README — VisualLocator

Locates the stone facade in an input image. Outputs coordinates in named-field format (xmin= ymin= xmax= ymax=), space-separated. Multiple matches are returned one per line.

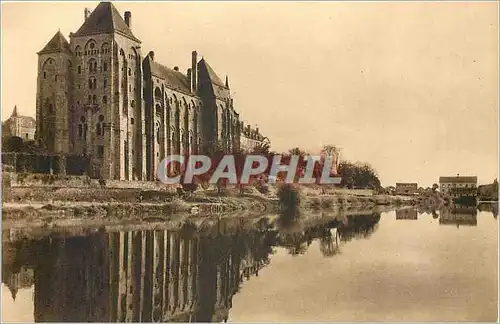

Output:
xmin=36 ymin=2 xmax=254 ymax=180
xmin=2 ymin=106 xmax=36 ymax=140
xmin=395 ymin=182 xmax=418 ymax=195
xmin=439 ymin=175 xmax=477 ymax=197
xmin=239 ymin=122 xmax=269 ymax=152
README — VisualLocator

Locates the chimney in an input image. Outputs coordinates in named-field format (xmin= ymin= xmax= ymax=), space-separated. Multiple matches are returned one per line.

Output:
xmin=256 ymin=126 xmax=259 ymax=134
xmin=187 ymin=68 xmax=192 ymax=92
xmin=148 ymin=51 xmax=155 ymax=61
xmin=124 ymin=11 xmax=132 ymax=28
xmin=84 ymin=8 xmax=91 ymax=21
xmin=191 ymin=51 xmax=198 ymax=92
xmin=173 ymin=66 xmax=179 ymax=71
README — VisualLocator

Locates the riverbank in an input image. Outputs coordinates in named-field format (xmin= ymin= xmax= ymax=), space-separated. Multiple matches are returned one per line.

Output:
xmin=2 ymin=183 xmax=425 ymax=229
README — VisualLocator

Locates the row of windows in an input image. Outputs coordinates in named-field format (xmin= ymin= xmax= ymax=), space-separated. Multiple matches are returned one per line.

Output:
xmin=85 ymin=95 xmax=107 ymax=105
xmin=75 ymin=42 xmax=110 ymax=57
xmin=441 ymin=183 xmax=476 ymax=188
xmin=77 ymin=61 xmax=107 ymax=74
xmin=78 ymin=115 xmax=105 ymax=138
xmin=75 ymin=48 xmax=110 ymax=56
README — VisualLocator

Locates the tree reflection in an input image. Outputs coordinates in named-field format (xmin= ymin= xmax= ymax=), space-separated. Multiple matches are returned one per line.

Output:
xmin=2 ymin=210 xmax=385 ymax=322
xmin=337 ymin=213 xmax=381 ymax=242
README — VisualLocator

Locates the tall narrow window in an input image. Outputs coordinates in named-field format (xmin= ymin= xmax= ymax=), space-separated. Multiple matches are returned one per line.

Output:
xmin=78 ymin=66 xmax=81 ymax=74
xmin=88 ymin=95 xmax=92 ymax=104
xmin=97 ymin=145 xmax=104 ymax=158
xmin=43 ymin=72 xmax=46 ymax=79
xmin=102 ymin=95 xmax=107 ymax=104
xmin=103 ymin=62 xmax=107 ymax=72
xmin=92 ymin=95 xmax=97 ymax=104
xmin=104 ymin=79 xmax=107 ymax=88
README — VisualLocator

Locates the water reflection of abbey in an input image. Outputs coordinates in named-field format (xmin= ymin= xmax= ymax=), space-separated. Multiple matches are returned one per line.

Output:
xmin=4 ymin=224 xmax=273 ymax=322
xmin=2 ymin=212 xmax=382 ymax=322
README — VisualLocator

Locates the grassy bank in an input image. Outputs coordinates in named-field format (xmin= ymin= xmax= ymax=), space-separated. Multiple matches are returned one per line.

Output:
xmin=2 ymin=183 xmax=423 ymax=229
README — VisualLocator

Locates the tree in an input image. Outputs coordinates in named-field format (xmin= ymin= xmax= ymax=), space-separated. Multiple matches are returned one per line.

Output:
xmin=337 ymin=161 xmax=381 ymax=190
xmin=288 ymin=147 xmax=306 ymax=156
xmin=432 ymin=183 xmax=439 ymax=192
xmin=3 ymin=136 xmax=24 ymax=152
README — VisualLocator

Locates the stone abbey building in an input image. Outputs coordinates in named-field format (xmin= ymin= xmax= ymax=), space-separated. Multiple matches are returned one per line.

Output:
xmin=36 ymin=1 xmax=256 ymax=181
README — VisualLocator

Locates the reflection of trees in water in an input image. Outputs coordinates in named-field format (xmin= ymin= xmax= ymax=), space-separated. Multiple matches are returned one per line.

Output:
xmin=477 ymin=203 xmax=498 ymax=219
xmin=275 ymin=213 xmax=380 ymax=256
xmin=319 ymin=229 xmax=340 ymax=257
xmin=336 ymin=213 xmax=381 ymax=242
xmin=2 ymin=211 xmax=383 ymax=322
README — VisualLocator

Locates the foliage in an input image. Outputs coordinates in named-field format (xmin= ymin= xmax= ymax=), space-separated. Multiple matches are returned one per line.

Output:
xmin=277 ymin=183 xmax=301 ymax=211
xmin=3 ymin=136 xmax=24 ymax=152
xmin=337 ymin=161 xmax=381 ymax=189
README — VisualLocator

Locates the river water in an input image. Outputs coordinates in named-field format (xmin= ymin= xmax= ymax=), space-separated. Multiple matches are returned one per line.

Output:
xmin=2 ymin=206 xmax=498 ymax=322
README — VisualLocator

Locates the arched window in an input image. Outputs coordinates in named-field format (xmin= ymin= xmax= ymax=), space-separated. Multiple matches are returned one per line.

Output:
xmin=103 ymin=79 xmax=107 ymax=88
xmin=49 ymin=103 xmax=54 ymax=114
xmin=155 ymin=122 xmax=160 ymax=144
xmin=78 ymin=116 xmax=86 ymax=139
xmin=128 ymin=68 xmax=131 ymax=76
xmin=77 ymin=66 xmax=81 ymax=74
xmin=75 ymin=45 xmax=81 ymax=56
xmin=130 ymin=118 xmax=134 ymax=125
xmin=96 ymin=114 xmax=104 ymax=136
xmin=131 ymin=100 xmax=135 ymax=108
xmin=103 ymin=62 xmax=107 ymax=72
xmin=102 ymin=95 xmax=107 ymax=104
xmin=92 ymin=95 xmax=97 ymax=104
xmin=101 ymin=43 xmax=109 ymax=55
xmin=43 ymin=72 xmax=46 ymax=79
xmin=154 ymin=87 xmax=162 ymax=100
xmin=88 ymin=95 xmax=92 ymax=104
xmin=88 ymin=59 xmax=97 ymax=73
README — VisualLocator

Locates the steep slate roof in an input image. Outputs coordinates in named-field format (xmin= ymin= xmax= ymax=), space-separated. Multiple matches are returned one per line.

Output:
xmin=4 ymin=106 xmax=36 ymax=125
xmin=73 ymin=2 xmax=140 ymax=42
xmin=199 ymin=58 xmax=225 ymax=87
xmin=439 ymin=176 xmax=478 ymax=183
xmin=38 ymin=31 xmax=72 ymax=55
xmin=145 ymin=56 xmax=191 ymax=93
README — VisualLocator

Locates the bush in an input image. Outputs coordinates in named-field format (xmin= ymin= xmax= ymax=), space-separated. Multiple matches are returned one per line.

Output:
xmin=255 ymin=182 xmax=270 ymax=194
xmin=277 ymin=184 xmax=301 ymax=211
xmin=182 ymin=183 xmax=198 ymax=193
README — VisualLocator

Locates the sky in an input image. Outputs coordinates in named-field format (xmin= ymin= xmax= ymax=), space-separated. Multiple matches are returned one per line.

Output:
xmin=1 ymin=1 xmax=498 ymax=187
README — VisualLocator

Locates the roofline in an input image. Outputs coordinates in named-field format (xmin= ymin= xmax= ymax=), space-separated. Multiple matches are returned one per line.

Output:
xmin=71 ymin=30 xmax=141 ymax=44
xmin=37 ymin=48 xmax=73 ymax=55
